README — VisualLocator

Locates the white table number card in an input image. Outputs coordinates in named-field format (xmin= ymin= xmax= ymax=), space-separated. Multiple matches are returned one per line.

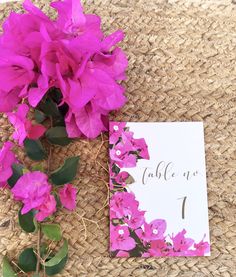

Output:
xmin=109 ymin=122 xmax=210 ymax=257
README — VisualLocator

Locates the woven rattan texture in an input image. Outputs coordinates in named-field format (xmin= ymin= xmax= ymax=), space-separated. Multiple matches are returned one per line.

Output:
xmin=0 ymin=0 xmax=236 ymax=276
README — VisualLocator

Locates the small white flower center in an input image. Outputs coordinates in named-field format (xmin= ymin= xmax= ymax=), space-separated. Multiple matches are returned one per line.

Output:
xmin=118 ymin=229 xmax=124 ymax=235
xmin=116 ymin=150 xmax=121 ymax=156
xmin=113 ymin=125 xmax=119 ymax=131
xmin=153 ymin=229 xmax=158 ymax=235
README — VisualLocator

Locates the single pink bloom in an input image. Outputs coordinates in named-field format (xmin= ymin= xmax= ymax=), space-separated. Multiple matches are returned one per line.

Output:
xmin=116 ymin=250 xmax=130 ymax=257
xmin=110 ymin=141 xmax=137 ymax=168
xmin=135 ymin=219 xmax=167 ymax=242
xmin=0 ymin=142 xmax=17 ymax=188
xmin=110 ymin=192 xmax=139 ymax=219
xmin=114 ymin=171 xmax=129 ymax=186
xmin=170 ymin=229 xmax=194 ymax=253
xmin=7 ymin=104 xmax=46 ymax=145
xmin=35 ymin=194 xmax=57 ymax=222
xmin=109 ymin=122 xmax=126 ymax=144
xmin=124 ymin=210 xmax=145 ymax=230
xmin=149 ymin=239 xmax=169 ymax=256
xmin=131 ymin=138 xmax=150 ymax=160
xmin=11 ymin=171 xmax=52 ymax=214
xmin=192 ymin=235 xmax=210 ymax=256
xmin=59 ymin=184 xmax=77 ymax=211
xmin=110 ymin=224 xmax=135 ymax=251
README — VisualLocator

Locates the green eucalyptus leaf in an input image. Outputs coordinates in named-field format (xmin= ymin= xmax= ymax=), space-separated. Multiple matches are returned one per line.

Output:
xmin=34 ymin=109 xmax=47 ymax=123
xmin=7 ymin=163 xmax=24 ymax=188
xmin=2 ymin=256 xmax=17 ymax=277
xmin=18 ymin=208 xmax=37 ymax=233
xmin=18 ymin=248 xmax=37 ymax=272
xmin=46 ymin=127 xmax=71 ymax=146
xmin=45 ymin=255 xmax=68 ymax=276
xmin=44 ymin=239 xmax=68 ymax=267
xmin=50 ymin=157 xmax=80 ymax=186
xmin=41 ymin=224 xmax=62 ymax=241
xmin=24 ymin=139 xmax=47 ymax=161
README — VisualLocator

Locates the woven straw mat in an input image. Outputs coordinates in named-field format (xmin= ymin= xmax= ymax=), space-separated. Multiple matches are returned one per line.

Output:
xmin=0 ymin=0 xmax=236 ymax=276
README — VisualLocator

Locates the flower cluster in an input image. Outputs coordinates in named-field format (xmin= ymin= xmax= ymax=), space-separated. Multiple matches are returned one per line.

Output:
xmin=110 ymin=191 xmax=210 ymax=257
xmin=0 ymin=140 xmax=78 ymax=222
xmin=0 ymin=0 xmax=128 ymax=139
xmin=109 ymin=122 xmax=149 ymax=168
xmin=109 ymin=123 xmax=210 ymax=257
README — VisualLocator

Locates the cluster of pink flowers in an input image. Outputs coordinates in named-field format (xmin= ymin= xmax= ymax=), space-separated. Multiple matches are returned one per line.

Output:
xmin=110 ymin=122 xmax=149 ymax=168
xmin=0 ymin=141 xmax=77 ymax=221
xmin=110 ymin=191 xmax=210 ymax=257
xmin=0 ymin=0 xmax=128 ymax=139
xmin=109 ymin=123 xmax=210 ymax=257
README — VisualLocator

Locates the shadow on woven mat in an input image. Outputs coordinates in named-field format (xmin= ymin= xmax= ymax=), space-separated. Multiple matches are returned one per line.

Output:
xmin=0 ymin=0 xmax=236 ymax=276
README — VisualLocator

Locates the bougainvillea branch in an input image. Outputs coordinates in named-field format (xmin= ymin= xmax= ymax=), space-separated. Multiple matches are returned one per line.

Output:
xmin=0 ymin=0 xmax=127 ymax=275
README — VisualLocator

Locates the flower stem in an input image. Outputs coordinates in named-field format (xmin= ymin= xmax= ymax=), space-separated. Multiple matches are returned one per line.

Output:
xmin=36 ymin=224 xmax=41 ymax=274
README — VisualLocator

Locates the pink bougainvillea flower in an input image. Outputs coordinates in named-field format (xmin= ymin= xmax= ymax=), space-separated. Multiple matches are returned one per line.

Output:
xmin=0 ymin=0 xmax=127 ymax=139
xmin=124 ymin=210 xmax=145 ymax=230
xmin=0 ymin=142 xmax=17 ymax=188
xmin=116 ymin=250 xmax=130 ymax=257
xmin=131 ymin=138 xmax=150 ymax=160
xmin=11 ymin=171 xmax=52 ymax=214
xmin=0 ymin=89 xmax=20 ymax=113
xmin=109 ymin=122 xmax=126 ymax=144
xmin=59 ymin=183 xmax=77 ymax=210
xmin=184 ymin=235 xmax=210 ymax=256
xmin=110 ymin=224 xmax=135 ymax=251
xmin=7 ymin=104 xmax=29 ymax=145
xmin=110 ymin=191 xmax=139 ymax=219
xmin=149 ymin=239 xmax=169 ymax=256
xmin=35 ymin=194 xmax=57 ymax=222
xmin=170 ymin=229 xmax=194 ymax=253
xmin=0 ymin=51 xmax=34 ymax=93
xmin=7 ymin=104 xmax=46 ymax=145
xmin=110 ymin=141 xmax=137 ymax=168
xmin=114 ymin=171 xmax=129 ymax=186
xmin=135 ymin=219 xmax=167 ymax=242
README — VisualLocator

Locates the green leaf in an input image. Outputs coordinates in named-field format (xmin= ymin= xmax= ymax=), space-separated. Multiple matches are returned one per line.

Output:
xmin=34 ymin=109 xmax=47 ymax=123
xmin=18 ymin=208 xmax=37 ymax=233
xmin=45 ymin=255 xmax=68 ymax=276
xmin=38 ymin=98 xmax=61 ymax=118
xmin=41 ymin=224 xmax=62 ymax=241
xmin=50 ymin=157 xmax=79 ymax=186
xmin=2 ymin=256 xmax=17 ymax=277
xmin=32 ymin=274 xmax=40 ymax=277
xmin=7 ymin=163 xmax=24 ymax=188
xmin=24 ymin=139 xmax=47 ymax=161
xmin=46 ymin=127 xmax=72 ymax=146
xmin=44 ymin=239 xmax=68 ymax=267
xmin=18 ymin=248 xmax=37 ymax=272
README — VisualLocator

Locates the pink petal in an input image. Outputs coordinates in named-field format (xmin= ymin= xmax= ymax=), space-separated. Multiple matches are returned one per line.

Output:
xmin=27 ymin=124 xmax=46 ymax=140
xmin=75 ymin=106 xmax=106 ymax=139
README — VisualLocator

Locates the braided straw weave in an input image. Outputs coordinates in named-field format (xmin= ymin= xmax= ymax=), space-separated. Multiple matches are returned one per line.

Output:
xmin=1 ymin=0 xmax=236 ymax=276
